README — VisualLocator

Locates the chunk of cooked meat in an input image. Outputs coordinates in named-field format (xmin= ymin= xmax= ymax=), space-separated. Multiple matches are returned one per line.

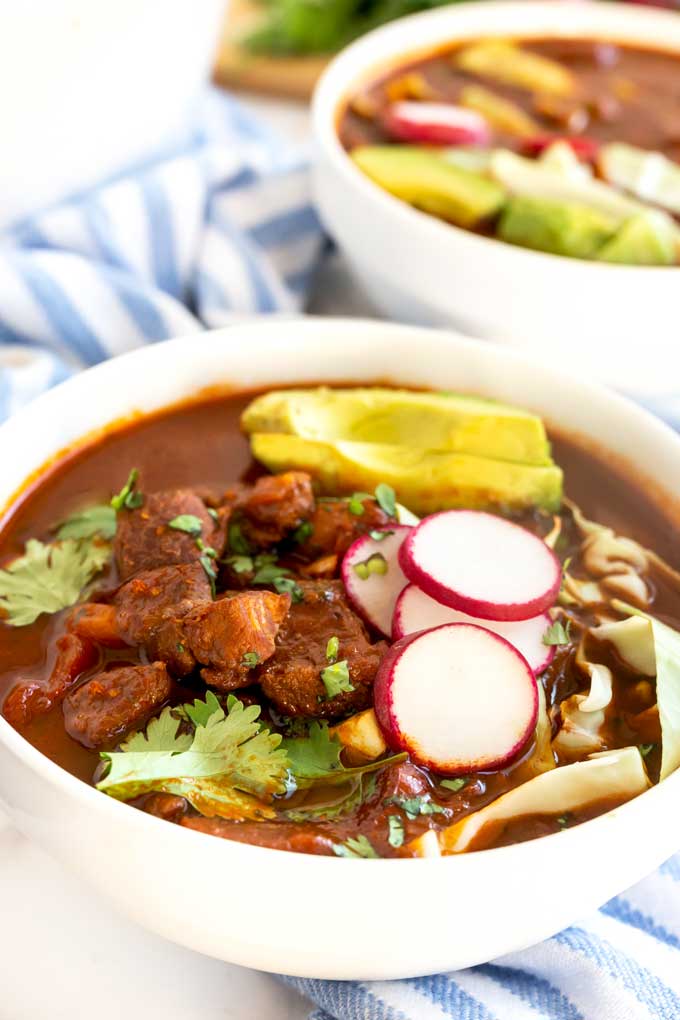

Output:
xmin=143 ymin=793 xmax=188 ymax=823
xmin=68 ymin=603 xmax=126 ymax=647
xmin=2 ymin=634 xmax=98 ymax=728
xmin=114 ymin=489 xmax=224 ymax=580
xmin=238 ymin=471 xmax=315 ymax=547
xmin=297 ymin=498 xmax=395 ymax=560
xmin=258 ymin=580 xmax=386 ymax=719
xmin=114 ymin=562 xmax=210 ymax=645
xmin=63 ymin=662 xmax=171 ymax=748
xmin=182 ymin=590 xmax=291 ymax=691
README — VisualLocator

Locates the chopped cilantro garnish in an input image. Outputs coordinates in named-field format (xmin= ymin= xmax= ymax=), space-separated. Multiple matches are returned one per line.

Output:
xmin=228 ymin=519 xmax=251 ymax=556
xmin=273 ymin=576 xmax=304 ymax=603
xmin=196 ymin=538 xmax=217 ymax=558
xmin=253 ymin=562 xmax=291 ymax=585
xmin=556 ymin=813 xmax=572 ymax=829
xmin=282 ymin=721 xmax=343 ymax=779
xmin=639 ymin=743 xmax=656 ymax=758
xmin=0 ymin=537 xmax=111 ymax=627
xmin=326 ymin=635 xmax=339 ymax=663
xmin=97 ymin=693 xmax=289 ymax=820
xmin=242 ymin=651 xmax=260 ymax=669
xmin=348 ymin=491 xmax=372 ymax=516
xmin=542 ymin=620 xmax=571 ymax=646
xmin=320 ymin=660 xmax=354 ymax=699
xmin=168 ymin=514 xmax=203 ymax=536
xmin=440 ymin=778 xmax=467 ymax=793
xmin=56 ymin=504 xmax=117 ymax=541
xmin=384 ymin=794 xmax=447 ymax=820
xmin=369 ymin=529 xmax=395 ymax=542
xmin=177 ymin=642 xmax=185 ymax=654
xmin=387 ymin=815 xmax=405 ymax=848
xmin=375 ymin=483 xmax=397 ymax=517
xmin=353 ymin=553 xmax=388 ymax=580
xmin=293 ymin=521 xmax=313 ymax=544
xmin=226 ymin=554 xmax=254 ymax=574
xmin=110 ymin=469 xmax=143 ymax=511
xmin=199 ymin=554 xmax=218 ymax=597
xmin=332 ymin=835 xmax=379 ymax=859
xmin=207 ymin=507 xmax=219 ymax=523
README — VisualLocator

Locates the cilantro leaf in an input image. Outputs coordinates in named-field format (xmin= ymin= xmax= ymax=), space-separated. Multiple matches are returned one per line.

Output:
xmin=225 ymin=554 xmax=254 ymax=574
xmin=242 ymin=651 xmax=260 ymax=669
xmin=228 ymin=520 xmax=251 ymax=555
xmin=293 ymin=521 xmax=313 ymax=544
xmin=111 ymin=469 xmax=143 ymax=511
xmin=375 ymin=483 xmax=397 ymax=517
xmin=348 ymin=491 xmax=372 ymax=516
xmin=320 ymin=660 xmax=354 ymax=699
xmin=98 ymin=695 xmax=289 ymax=818
xmin=56 ymin=505 xmax=117 ymax=541
xmin=440 ymin=778 xmax=468 ymax=793
xmin=369 ymin=529 xmax=395 ymax=542
xmin=253 ymin=563 xmax=291 ymax=585
xmin=285 ymin=773 xmax=377 ymax=822
xmin=273 ymin=576 xmax=304 ymax=602
xmin=282 ymin=721 xmax=343 ymax=779
xmin=385 ymin=794 xmax=447 ymax=820
xmin=168 ymin=514 xmax=203 ymax=536
xmin=639 ymin=742 xmax=656 ymax=758
xmin=199 ymin=554 xmax=218 ymax=597
xmin=326 ymin=635 xmax=339 ymax=663
xmin=332 ymin=835 xmax=379 ymax=859
xmin=207 ymin=507 xmax=220 ymax=523
xmin=0 ymin=538 xmax=110 ymax=627
xmin=387 ymin=814 xmax=405 ymax=848
xmin=542 ymin=620 xmax=571 ymax=646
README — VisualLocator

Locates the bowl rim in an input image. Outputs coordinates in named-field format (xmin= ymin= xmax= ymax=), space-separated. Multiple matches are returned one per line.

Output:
xmin=312 ymin=0 xmax=680 ymax=276
xmin=2 ymin=315 xmax=680 ymax=870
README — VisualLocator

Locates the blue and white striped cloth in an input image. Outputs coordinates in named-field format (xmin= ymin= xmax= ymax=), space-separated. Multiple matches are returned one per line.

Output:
xmin=0 ymin=89 xmax=324 ymax=420
xmin=2 ymin=87 xmax=680 ymax=1020
xmin=284 ymin=853 xmax=680 ymax=1019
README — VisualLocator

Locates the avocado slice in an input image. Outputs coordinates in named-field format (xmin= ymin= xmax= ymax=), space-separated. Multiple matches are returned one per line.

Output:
xmin=498 ymin=195 xmax=616 ymax=259
xmin=250 ymin=434 xmax=563 ymax=515
xmin=242 ymin=387 xmax=553 ymax=465
xmin=454 ymin=40 xmax=575 ymax=97
xmin=596 ymin=211 xmax=677 ymax=266
xmin=351 ymin=146 xmax=506 ymax=228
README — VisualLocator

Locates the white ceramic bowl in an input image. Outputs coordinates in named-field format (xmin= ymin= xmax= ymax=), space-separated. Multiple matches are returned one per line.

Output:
xmin=312 ymin=1 xmax=680 ymax=398
xmin=1 ymin=317 xmax=680 ymax=980
xmin=0 ymin=0 xmax=226 ymax=229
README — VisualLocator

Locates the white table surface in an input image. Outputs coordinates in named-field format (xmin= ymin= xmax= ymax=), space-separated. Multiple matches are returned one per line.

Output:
xmin=0 ymin=93 xmax=374 ymax=1020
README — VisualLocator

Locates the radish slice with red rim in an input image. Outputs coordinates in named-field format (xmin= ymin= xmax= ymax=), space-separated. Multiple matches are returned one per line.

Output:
xmin=399 ymin=510 xmax=561 ymax=622
xmin=341 ymin=525 xmax=411 ymax=637
xmin=392 ymin=583 xmax=555 ymax=674
xmin=382 ymin=101 xmax=491 ymax=147
xmin=374 ymin=623 xmax=538 ymax=775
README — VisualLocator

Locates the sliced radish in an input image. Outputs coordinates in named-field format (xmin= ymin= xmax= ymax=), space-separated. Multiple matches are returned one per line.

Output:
xmin=522 ymin=135 xmax=600 ymax=161
xmin=392 ymin=583 xmax=554 ymax=674
xmin=399 ymin=510 xmax=561 ymax=622
xmin=374 ymin=623 xmax=538 ymax=775
xmin=382 ymin=101 xmax=491 ymax=147
xmin=341 ymin=525 xmax=411 ymax=637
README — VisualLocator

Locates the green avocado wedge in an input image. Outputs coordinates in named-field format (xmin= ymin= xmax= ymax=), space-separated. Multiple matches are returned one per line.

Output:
xmin=241 ymin=387 xmax=553 ymax=465
xmin=498 ymin=195 xmax=616 ymax=260
xmin=596 ymin=211 xmax=677 ymax=266
xmin=249 ymin=434 xmax=563 ymax=515
xmin=351 ymin=146 xmax=506 ymax=228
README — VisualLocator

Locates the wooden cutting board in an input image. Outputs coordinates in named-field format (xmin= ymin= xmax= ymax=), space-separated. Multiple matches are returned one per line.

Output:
xmin=214 ymin=0 xmax=329 ymax=100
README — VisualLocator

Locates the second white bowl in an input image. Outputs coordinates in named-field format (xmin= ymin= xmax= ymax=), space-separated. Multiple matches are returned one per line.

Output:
xmin=312 ymin=1 xmax=680 ymax=398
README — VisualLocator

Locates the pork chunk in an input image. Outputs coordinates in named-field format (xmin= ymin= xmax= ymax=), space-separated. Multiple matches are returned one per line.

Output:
xmin=238 ymin=471 xmax=315 ymax=548
xmin=259 ymin=580 xmax=386 ymax=719
xmin=298 ymin=498 xmax=395 ymax=560
xmin=3 ymin=634 xmax=98 ymax=729
xmin=182 ymin=590 xmax=291 ymax=691
xmin=63 ymin=662 xmax=171 ymax=748
xmin=114 ymin=489 xmax=223 ymax=580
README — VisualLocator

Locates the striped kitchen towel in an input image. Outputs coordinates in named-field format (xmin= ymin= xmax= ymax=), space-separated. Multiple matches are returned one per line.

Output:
xmin=0 ymin=88 xmax=324 ymax=420
xmin=283 ymin=852 xmax=680 ymax=1019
